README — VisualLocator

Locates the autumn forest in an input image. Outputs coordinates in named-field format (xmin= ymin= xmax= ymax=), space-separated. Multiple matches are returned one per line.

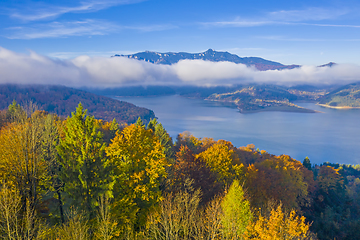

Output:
xmin=0 ymin=101 xmax=360 ymax=240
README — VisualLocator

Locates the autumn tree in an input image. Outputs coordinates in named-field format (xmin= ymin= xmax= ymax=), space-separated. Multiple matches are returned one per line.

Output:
xmin=57 ymin=103 xmax=112 ymax=219
xmin=170 ymin=145 xmax=222 ymax=203
xmin=246 ymin=203 xmax=311 ymax=240
xmin=105 ymin=124 xmax=168 ymax=232
xmin=196 ymin=140 xmax=244 ymax=185
xmin=0 ymin=184 xmax=42 ymax=239
xmin=237 ymin=144 xmax=264 ymax=165
xmin=175 ymin=131 xmax=202 ymax=154
xmin=245 ymin=155 xmax=309 ymax=210
xmin=147 ymin=179 xmax=202 ymax=240
xmin=0 ymin=108 xmax=51 ymax=216
xmin=0 ymin=105 xmax=55 ymax=238
xmin=97 ymin=118 xmax=120 ymax=145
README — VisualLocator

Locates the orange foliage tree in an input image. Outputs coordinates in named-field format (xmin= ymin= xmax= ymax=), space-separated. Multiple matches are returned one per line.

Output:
xmin=170 ymin=145 xmax=222 ymax=203
xmin=245 ymin=155 xmax=310 ymax=210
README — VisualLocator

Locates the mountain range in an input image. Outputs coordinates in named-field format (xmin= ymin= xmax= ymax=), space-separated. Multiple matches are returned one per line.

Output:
xmin=113 ymin=49 xmax=333 ymax=71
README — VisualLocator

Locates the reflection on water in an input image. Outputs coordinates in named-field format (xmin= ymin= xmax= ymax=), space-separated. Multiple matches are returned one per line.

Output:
xmin=114 ymin=95 xmax=360 ymax=165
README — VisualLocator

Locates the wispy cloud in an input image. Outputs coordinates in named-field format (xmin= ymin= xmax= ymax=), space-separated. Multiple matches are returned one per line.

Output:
xmin=258 ymin=35 xmax=360 ymax=42
xmin=9 ymin=0 xmax=146 ymax=22
xmin=5 ymin=19 xmax=174 ymax=39
xmin=201 ymin=7 xmax=353 ymax=28
xmin=48 ymin=50 xmax=136 ymax=59
xmin=123 ymin=24 xmax=178 ymax=32
xmin=201 ymin=18 xmax=275 ymax=28
xmin=297 ymin=23 xmax=360 ymax=28
xmin=1 ymin=47 xmax=360 ymax=88
xmin=268 ymin=7 xmax=348 ymax=22
xmin=6 ymin=19 xmax=118 ymax=39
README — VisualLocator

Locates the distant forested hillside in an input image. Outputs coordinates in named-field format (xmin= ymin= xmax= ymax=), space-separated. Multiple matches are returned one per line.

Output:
xmin=0 ymin=84 xmax=155 ymax=123
xmin=318 ymin=82 xmax=360 ymax=107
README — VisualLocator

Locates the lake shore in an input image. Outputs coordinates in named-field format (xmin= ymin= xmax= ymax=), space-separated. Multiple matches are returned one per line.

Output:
xmin=239 ymin=105 xmax=320 ymax=114
xmin=205 ymin=98 xmax=319 ymax=113
xmin=317 ymin=103 xmax=360 ymax=109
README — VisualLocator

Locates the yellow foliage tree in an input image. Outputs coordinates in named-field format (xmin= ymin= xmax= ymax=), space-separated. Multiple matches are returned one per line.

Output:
xmin=246 ymin=204 xmax=310 ymax=240
xmin=0 ymin=112 xmax=50 ymax=211
xmin=105 ymin=124 xmax=168 ymax=232
xmin=197 ymin=141 xmax=243 ymax=185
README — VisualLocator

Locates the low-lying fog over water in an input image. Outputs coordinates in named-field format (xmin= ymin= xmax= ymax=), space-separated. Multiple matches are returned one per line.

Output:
xmin=115 ymin=95 xmax=360 ymax=165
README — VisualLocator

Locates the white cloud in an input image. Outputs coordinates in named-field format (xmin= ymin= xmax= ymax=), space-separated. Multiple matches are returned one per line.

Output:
xmin=1 ymin=47 xmax=360 ymax=88
xmin=10 ymin=0 xmax=147 ymax=22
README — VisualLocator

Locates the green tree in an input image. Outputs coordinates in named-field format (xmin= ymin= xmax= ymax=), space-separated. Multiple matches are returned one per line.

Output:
xmin=57 ymin=103 xmax=111 ymax=219
xmin=148 ymin=118 xmax=174 ymax=160
xmin=135 ymin=117 xmax=145 ymax=128
xmin=221 ymin=180 xmax=252 ymax=239
xmin=6 ymin=100 xmax=26 ymax=123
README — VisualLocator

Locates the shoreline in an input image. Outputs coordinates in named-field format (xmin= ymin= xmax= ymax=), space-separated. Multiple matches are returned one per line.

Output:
xmin=239 ymin=105 xmax=320 ymax=114
xmin=205 ymin=98 xmax=319 ymax=113
xmin=317 ymin=103 xmax=360 ymax=109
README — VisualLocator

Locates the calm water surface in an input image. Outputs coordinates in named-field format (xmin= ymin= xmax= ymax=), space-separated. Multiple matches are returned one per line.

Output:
xmin=115 ymin=95 xmax=360 ymax=165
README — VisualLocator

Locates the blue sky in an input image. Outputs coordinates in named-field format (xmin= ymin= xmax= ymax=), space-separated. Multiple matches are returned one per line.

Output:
xmin=1 ymin=0 xmax=360 ymax=65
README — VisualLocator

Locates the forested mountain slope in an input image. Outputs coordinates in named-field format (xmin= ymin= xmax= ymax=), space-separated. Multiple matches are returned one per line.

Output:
xmin=318 ymin=82 xmax=360 ymax=108
xmin=0 ymin=84 xmax=155 ymax=123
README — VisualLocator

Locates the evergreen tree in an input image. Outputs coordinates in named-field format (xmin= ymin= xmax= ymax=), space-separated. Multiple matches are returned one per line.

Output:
xmin=135 ymin=117 xmax=145 ymax=128
xmin=154 ymin=122 xmax=174 ymax=160
xmin=109 ymin=118 xmax=120 ymax=139
xmin=146 ymin=118 xmax=158 ymax=132
xmin=303 ymin=156 xmax=312 ymax=171
xmin=57 ymin=103 xmax=112 ymax=219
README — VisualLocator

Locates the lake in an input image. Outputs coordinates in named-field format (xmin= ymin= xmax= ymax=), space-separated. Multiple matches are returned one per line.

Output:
xmin=115 ymin=95 xmax=360 ymax=165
